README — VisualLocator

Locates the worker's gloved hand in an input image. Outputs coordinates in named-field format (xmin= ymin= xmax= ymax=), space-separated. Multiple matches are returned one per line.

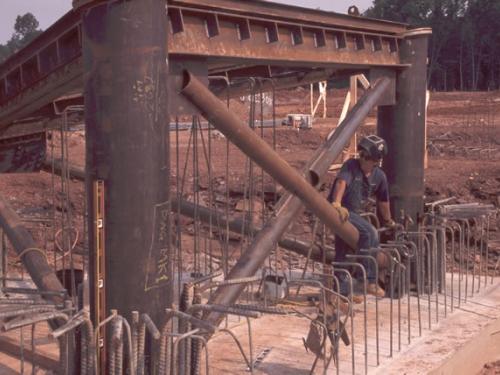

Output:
xmin=331 ymin=202 xmax=349 ymax=223
xmin=383 ymin=218 xmax=397 ymax=229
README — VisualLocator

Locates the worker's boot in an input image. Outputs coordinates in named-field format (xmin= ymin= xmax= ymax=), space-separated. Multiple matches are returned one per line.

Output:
xmin=367 ymin=283 xmax=385 ymax=298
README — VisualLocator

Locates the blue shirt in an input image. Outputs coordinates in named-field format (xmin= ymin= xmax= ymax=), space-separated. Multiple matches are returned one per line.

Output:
xmin=328 ymin=158 xmax=389 ymax=213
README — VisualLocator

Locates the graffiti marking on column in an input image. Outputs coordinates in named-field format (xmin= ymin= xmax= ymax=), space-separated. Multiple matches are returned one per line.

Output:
xmin=144 ymin=201 xmax=171 ymax=291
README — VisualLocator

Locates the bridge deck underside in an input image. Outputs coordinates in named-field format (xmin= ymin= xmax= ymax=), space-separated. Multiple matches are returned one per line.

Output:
xmin=0 ymin=0 xmax=408 ymax=131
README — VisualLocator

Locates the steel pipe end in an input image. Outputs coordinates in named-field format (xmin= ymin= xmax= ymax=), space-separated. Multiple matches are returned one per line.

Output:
xmin=181 ymin=70 xmax=194 ymax=92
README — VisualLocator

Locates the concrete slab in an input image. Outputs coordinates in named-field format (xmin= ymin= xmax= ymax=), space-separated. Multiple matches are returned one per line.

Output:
xmin=0 ymin=323 xmax=59 ymax=374
xmin=207 ymin=275 xmax=500 ymax=374
xmin=1 ymin=274 xmax=498 ymax=374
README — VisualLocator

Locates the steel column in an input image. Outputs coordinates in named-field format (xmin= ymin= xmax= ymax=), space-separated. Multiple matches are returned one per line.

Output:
xmin=83 ymin=0 xmax=171 ymax=325
xmin=378 ymin=28 xmax=432 ymax=223
xmin=181 ymin=73 xmax=390 ymax=326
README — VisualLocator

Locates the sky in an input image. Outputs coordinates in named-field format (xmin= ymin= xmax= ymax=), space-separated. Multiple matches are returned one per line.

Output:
xmin=0 ymin=0 xmax=373 ymax=45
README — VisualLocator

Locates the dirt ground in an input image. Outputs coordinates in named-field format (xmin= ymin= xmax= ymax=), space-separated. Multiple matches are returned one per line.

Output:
xmin=0 ymin=88 xmax=498 ymax=272
xmin=481 ymin=360 xmax=500 ymax=375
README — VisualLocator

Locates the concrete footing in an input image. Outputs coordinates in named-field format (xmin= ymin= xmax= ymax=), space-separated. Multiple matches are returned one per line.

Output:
xmin=208 ymin=275 xmax=500 ymax=374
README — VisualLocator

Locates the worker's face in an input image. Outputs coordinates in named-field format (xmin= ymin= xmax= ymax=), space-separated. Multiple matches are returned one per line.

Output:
xmin=359 ymin=152 xmax=381 ymax=173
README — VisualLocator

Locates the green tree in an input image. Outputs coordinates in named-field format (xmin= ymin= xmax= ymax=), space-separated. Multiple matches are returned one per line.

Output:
xmin=0 ymin=13 xmax=42 ymax=63
xmin=0 ymin=45 xmax=10 ymax=64
xmin=14 ymin=13 xmax=40 ymax=38
xmin=364 ymin=0 xmax=500 ymax=90
xmin=463 ymin=0 xmax=500 ymax=90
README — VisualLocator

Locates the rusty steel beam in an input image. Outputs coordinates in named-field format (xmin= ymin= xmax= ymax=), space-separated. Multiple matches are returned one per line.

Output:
xmin=0 ymin=66 xmax=355 ymax=138
xmin=0 ymin=0 xmax=409 ymax=128
xmin=211 ymin=68 xmax=361 ymax=99
xmin=36 ymin=163 xmax=331 ymax=264
xmin=31 ymin=150 xmax=334 ymax=261
xmin=171 ymin=0 xmax=408 ymax=34
xmin=168 ymin=7 xmax=403 ymax=68
xmin=0 ymin=59 xmax=83 ymax=129
xmin=0 ymin=118 xmax=53 ymax=140
xmin=172 ymin=199 xmax=336 ymax=263
xmin=0 ymin=194 xmax=66 ymax=305
xmin=182 ymin=72 xmax=390 ymax=326
xmin=42 ymin=158 xmax=85 ymax=181
xmin=182 ymin=70 xmax=359 ymax=247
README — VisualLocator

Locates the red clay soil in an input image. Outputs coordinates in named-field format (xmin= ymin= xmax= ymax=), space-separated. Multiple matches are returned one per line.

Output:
xmin=0 ymin=89 xmax=498 ymax=271
xmin=479 ymin=360 xmax=500 ymax=375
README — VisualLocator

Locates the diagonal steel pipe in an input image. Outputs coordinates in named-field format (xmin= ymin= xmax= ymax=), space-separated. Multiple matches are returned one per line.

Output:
xmin=182 ymin=70 xmax=360 ymax=247
xmin=172 ymin=199 xmax=336 ymax=263
xmin=181 ymin=71 xmax=390 ymax=326
xmin=0 ymin=195 xmax=66 ymax=306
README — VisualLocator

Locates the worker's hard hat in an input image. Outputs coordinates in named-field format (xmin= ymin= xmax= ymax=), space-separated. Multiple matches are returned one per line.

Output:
xmin=357 ymin=135 xmax=388 ymax=160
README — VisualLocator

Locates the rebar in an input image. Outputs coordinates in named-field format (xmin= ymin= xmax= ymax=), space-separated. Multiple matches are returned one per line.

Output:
xmin=348 ymin=253 xmax=381 ymax=365
xmin=109 ymin=315 xmax=123 ymax=375
xmin=179 ymin=283 xmax=194 ymax=375
xmin=190 ymin=288 xmax=203 ymax=375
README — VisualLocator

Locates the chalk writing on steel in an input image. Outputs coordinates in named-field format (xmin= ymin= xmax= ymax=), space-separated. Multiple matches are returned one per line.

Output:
xmin=144 ymin=201 xmax=171 ymax=291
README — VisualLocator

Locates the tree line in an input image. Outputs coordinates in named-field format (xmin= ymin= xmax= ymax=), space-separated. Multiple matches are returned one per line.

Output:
xmin=365 ymin=0 xmax=500 ymax=91
xmin=0 ymin=13 xmax=42 ymax=63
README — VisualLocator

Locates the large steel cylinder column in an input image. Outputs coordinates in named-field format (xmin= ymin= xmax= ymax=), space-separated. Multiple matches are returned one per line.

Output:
xmin=378 ymin=28 xmax=432 ymax=223
xmin=82 ymin=0 xmax=171 ymax=325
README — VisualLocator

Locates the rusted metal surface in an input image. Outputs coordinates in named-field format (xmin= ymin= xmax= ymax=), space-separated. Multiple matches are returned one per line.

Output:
xmin=378 ymin=28 xmax=432 ymax=223
xmin=83 ymin=0 xmax=171 ymax=325
xmin=0 ymin=132 xmax=46 ymax=173
xmin=181 ymin=72 xmax=390 ymax=327
xmin=168 ymin=5 xmax=403 ymax=67
xmin=172 ymin=199 xmax=336 ymax=263
xmin=0 ymin=58 xmax=83 ymax=128
xmin=0 ymin=119 xmax=53 ymax=140
xmin=0 ymin=0 xmax=410 ymax=129
xmin=42 ymin=158 xmax=85 ymax=181
xmin=0 ymin=194 xmax=66 ymax=306
xmin=211 ymin=68 xmax=358 ymax=99
xmin=182 ymin=70 xmax=360 ymax=248
xmin=171 ymin=0 xmax=407 ymax=33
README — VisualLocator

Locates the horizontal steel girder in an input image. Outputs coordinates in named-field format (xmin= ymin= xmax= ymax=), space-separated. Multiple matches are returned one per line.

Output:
xmin=168 ymin=7 xmax=403 ymax=68
xmin=0 ymin=0 xmax=409 ymax=127
xmin=37 ymin=160 xmax=336 ymax=261
xmin=171 ymin=199 xmax=337 ymax=263
xmin=79 ymin=0 xmax=408 ymax=34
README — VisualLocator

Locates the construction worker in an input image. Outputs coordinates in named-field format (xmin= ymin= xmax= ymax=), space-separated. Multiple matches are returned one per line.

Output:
xmin=328 ymin=135 xmax=396 ymax=299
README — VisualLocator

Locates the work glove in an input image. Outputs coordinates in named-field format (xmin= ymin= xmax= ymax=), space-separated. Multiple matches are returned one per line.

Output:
xmin=331 ymin=202 xmax=349 ymax=223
